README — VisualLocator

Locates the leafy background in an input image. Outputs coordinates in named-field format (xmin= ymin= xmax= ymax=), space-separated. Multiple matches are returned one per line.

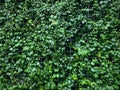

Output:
xmin=0 ymin=0 xmax=120 ymax=89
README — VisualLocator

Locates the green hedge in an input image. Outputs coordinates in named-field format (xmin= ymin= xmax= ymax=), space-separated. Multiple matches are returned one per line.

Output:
xmin=0 ymin=0 xmax=120 ymax=89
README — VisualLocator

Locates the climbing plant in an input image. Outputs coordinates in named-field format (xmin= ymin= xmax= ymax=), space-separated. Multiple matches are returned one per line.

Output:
xmin=0 ymin=0 xmax=120 ymax=89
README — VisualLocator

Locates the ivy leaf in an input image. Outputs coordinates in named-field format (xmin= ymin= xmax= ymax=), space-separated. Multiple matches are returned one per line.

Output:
xmin=100 ymin=34 xmax=106 ymax=40
xmin=23 ymin=46 xmax=29 ymax=51
xmin=78 ymin=48 xmax=90 ymax=56
xmin=72 ymin=74 xmax=78 ymax=80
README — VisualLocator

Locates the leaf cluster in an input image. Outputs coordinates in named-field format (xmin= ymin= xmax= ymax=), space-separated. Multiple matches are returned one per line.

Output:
xmin=0 ymin=0 xmax=120 ymax=89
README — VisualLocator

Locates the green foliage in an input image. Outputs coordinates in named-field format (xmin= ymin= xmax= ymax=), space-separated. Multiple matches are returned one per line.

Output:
xmin=0 ymin=0 xmax=120 ymax=89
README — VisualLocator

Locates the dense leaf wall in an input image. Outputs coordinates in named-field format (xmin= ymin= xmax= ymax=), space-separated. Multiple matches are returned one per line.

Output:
xmin=0 ymin=0 xmax=120 ymax=89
